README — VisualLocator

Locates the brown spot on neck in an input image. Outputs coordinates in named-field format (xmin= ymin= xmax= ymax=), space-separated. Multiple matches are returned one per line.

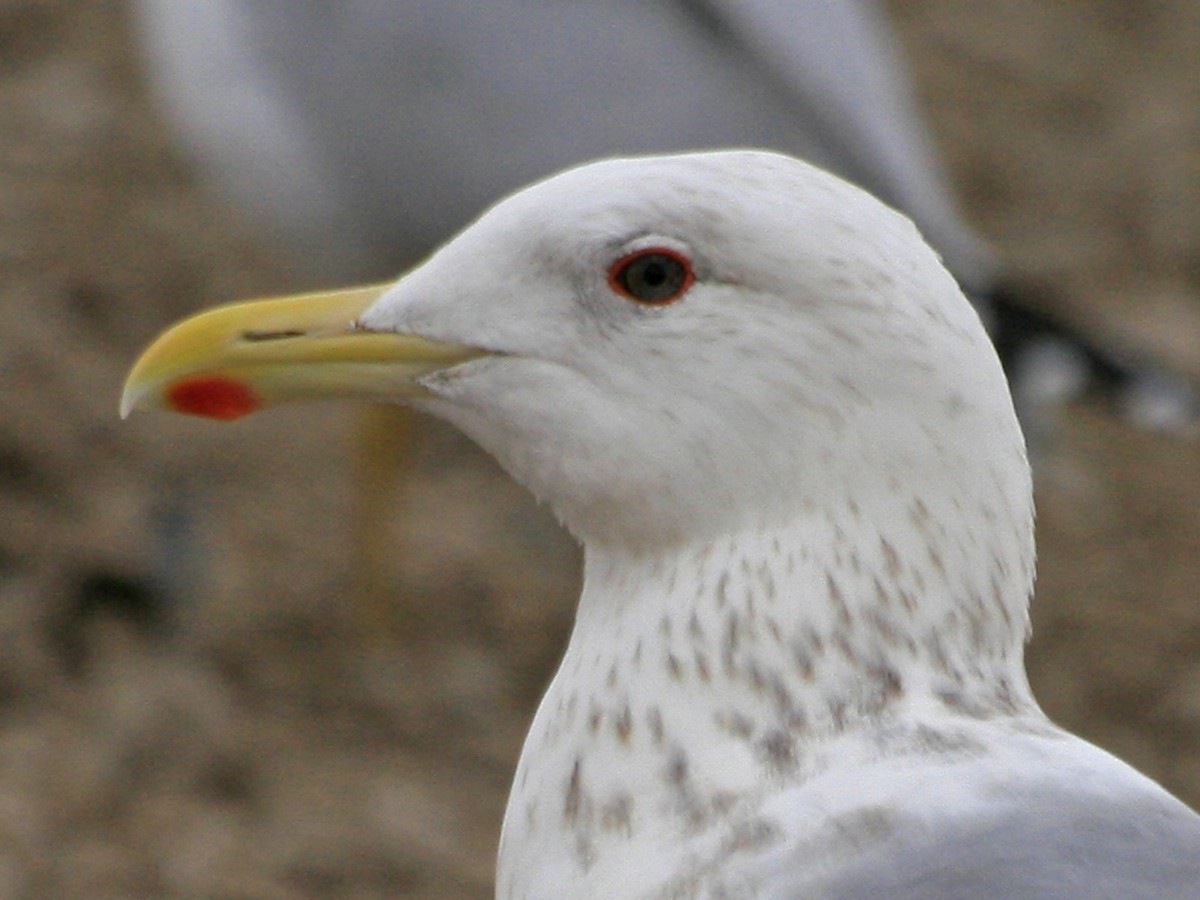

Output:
xmin=614 ymin=704 xmax=633 ymax=744
xmin=881 ymin=537 xmax=902 ymax=579
xmin=564 ymin=757 xmax=583 ymax=825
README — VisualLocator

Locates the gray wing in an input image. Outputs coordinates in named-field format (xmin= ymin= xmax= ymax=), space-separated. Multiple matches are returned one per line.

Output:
xmin=131 ymin=0 xmax=992 ymax=283
xmin=796 ymin=785 xmax=1200 ymax=899
xmin=131 ymin=0 xmax=379 ymax=277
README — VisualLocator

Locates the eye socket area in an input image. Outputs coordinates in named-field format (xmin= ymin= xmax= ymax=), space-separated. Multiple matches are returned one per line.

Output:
xmin=607 ymin=246 xmax=695 ymax=305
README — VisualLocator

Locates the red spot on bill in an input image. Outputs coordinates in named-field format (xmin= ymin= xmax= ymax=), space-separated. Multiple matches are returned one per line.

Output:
xmin=167 ymin=376 xmax=260 ymax=420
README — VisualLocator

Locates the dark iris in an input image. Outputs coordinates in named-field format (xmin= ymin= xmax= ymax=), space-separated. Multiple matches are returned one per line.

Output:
xmin=611 ymin=249 xmax=692 ymax=304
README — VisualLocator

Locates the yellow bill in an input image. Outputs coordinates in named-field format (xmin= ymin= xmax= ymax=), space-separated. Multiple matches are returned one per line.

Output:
xmin=120 ymin=284 xmax=486 ymax=420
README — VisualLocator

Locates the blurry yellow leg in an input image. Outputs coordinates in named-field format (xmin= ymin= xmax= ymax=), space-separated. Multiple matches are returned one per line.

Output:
xmin=352 ymin=404 xmax=422 ymax=639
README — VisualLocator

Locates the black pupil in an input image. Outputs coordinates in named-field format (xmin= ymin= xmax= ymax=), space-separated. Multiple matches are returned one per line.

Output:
xmin=642 ymin=261 xmax=668 ymax=286
xmin=621 ymin=253 xmax=685 ymax=303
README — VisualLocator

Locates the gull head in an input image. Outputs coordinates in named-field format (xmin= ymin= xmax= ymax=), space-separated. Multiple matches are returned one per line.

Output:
xmin=361 ymin=152 xmax=1029 ymax=555
xmin=123 ymin=151 xmax=1032 ymax=565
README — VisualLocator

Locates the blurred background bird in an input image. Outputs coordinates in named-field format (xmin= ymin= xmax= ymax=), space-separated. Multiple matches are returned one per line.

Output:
xmin=129 ymin=0 xmax=1197 ymax=633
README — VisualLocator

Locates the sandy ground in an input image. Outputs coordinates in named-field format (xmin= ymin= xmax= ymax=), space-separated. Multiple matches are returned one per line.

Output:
xmin=0 ymin=0 xmax=1198 ymax=896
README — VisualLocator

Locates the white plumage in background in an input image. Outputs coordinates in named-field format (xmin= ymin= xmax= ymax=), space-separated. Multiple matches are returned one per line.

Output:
xmin=123 ymin=151 xmax=1200 ymax=897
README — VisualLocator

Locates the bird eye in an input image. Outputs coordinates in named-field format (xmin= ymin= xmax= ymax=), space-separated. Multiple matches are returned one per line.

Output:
xmin=607 ymin=247 xmax=694 ymax=305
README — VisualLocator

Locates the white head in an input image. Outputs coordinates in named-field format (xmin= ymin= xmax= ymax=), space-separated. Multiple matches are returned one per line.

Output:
xmin=357 ymin=152 xmax=1030 ymax=560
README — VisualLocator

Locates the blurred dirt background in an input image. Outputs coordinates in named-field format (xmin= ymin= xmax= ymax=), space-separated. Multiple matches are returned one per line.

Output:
xmin=0 ymin=0 xmax=1198 ymax=897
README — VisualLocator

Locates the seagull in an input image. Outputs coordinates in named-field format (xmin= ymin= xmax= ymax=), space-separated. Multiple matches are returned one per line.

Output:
xmin=121 ymin=152 xmax=1200 ymax=897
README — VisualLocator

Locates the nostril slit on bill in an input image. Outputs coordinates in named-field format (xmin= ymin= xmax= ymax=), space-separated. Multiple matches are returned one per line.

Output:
xmin=240 ymin=329 xmax=307 ymax=342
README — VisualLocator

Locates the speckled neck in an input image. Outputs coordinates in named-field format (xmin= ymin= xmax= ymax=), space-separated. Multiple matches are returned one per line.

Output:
xmin=496 ymin=491 xmax=1037 ymax=897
